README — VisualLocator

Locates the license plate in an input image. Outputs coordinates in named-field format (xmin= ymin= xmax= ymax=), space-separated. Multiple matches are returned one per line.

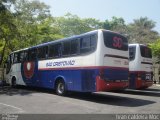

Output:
xmin=146 ymin=74 xmax=151 ymax=80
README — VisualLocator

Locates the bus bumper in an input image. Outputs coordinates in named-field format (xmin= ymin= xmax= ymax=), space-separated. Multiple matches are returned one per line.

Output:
xmin=96 ymin=76 xmax=129 ymax=91
xmin=136 ymin=79 xmax=153 ymax=89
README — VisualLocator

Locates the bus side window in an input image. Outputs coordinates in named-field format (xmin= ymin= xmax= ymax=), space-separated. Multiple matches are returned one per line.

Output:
xmin=19 ymin=51 xmax=25 ymax=62
xmin=23 ymin=51 xmax=28 ymax=61
xmin=90 ymin=34 xmax=97 ymax=50
xmin=28 ymin=49 xmax=37 ymax=61
xmin=13 ymin=53 xmax=19 ymax=63
xmin=71 ymin=39 xmax=80 ymax=55
xmin=10 ymin=53 xmax=14 ymax=64
xmin=62 ymin=41 xmax=71 ymax=57
xmin=80 ymin=36 xmax=91 ymax=54
xmin=49 ymin=43 xmax=62 ymax=58
xmin=37 ymin=46 xmax=47 ymax=60
xmin=129 ymin=46 xmax=136 ymax=61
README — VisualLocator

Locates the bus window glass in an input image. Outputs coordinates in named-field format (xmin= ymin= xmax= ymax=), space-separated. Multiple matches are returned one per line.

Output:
xmin=90 ymin=34 xmax=97 ymax=50
xmin=28 ymin=49 xmax=37 ymax=61
xmin=49 ymin=43 xmax=61 ymax=58
xmin=23 ymin=51 xmax=28 ymax=61
xmin=48 ymin=44 xmax=54 ymax=58
xmin=37 ymin=46 xmax=47 ymax=59
xmin=80 ymin=36 xmax=91 ymax=54
xmin=71 ymin=39 xmax=80 ymax=55
xmin=19 ymin=52 xmax=24 ymax=62
xmin=103 ymin=31 xmax=128 ymax=51
xmin=13 ymin=53 xmax=19 ymax=63
xmin=62 ymin=41 xmax=71 ymax=56
xmin=19 ymin=51 xmax=27 ymax=62
xmin=140 ymin=45 xmax=152 ymax=58
xmin=10 ymin=53 xmax=14 ymax=64
xmin=129 ymin=46 xmax=136 ymax=61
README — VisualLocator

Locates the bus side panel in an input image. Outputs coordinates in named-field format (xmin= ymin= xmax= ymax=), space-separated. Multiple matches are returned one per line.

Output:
xmin=129 ymin=72 xmax=136 ymax=89
xmin=38 ymin=52 xmax=96 ymax=92
xmin=71 ymin=70 xmax=82 ymax=91
xmin=37 ymin=70 xmax=52 ymax=88
xmin=37 ymin=69 xmax=97 ymax=92
xmin=81 ymin=69 xmax=96 ymax=92
xmin=21 ymin=61 xmax=38 ymax=87
xmin=9 ymin=63 xmax=26 ymax=86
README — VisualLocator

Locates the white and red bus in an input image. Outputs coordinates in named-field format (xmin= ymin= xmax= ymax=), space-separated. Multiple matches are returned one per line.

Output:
xmin=5 ymin=29 xmax=129 ymax=95
xmin=129 ymin=44 xmax=153 ymax=89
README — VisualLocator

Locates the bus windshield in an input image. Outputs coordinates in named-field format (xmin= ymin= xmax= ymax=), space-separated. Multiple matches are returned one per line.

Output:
xmin=103 ymin=31 xmax=128 ymax=51
xmin=140 ymin=45 xmax=152 ymax=58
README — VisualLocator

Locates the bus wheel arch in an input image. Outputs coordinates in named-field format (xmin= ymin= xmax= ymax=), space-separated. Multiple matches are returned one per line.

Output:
xmin=55 ymin=77 xmax=67 ymax=96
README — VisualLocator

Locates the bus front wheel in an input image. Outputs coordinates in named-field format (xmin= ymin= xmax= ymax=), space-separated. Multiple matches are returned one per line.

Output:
xmin=56 ymin=80 xmax=66 ymax=96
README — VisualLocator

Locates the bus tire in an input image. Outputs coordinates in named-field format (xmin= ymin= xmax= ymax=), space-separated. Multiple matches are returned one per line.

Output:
xmin=56 ymin=79 xmax=66 ymax=96
xmin=11 ymin=77 xmax=16 ymax=88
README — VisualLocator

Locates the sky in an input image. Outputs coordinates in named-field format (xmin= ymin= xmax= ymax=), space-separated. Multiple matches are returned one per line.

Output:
xmin=39 ymin=0 xmax=160 ymax=33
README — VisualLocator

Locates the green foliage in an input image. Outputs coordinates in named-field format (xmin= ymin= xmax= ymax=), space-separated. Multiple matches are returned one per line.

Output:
xmin=37 ymin=17 xmax=64 ymax=43
xmin=103 ymin=16 xmax=127 ymax=34
xmin=54 ymin=13 xmax=103 ymax=37
xmin=127 ymin=17 xmax=159 ymax=44
xmin=0 ymin=0 xmax=66 ymax=65
xmin=0 ymin=0 xmax=18 ymax=64
xmin=12 ymin=0 xmax=52 ymax=48
xmin=150 ymin=38 xmax=160 ymax=58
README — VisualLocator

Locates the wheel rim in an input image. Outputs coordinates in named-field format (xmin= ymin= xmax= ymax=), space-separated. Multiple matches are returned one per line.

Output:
xmin=57 ymin=82 xmax=64 ymax=94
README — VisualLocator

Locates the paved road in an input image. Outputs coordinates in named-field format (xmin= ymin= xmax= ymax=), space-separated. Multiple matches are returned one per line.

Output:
xmin=0 ymin=85 xmax=160 ymax=114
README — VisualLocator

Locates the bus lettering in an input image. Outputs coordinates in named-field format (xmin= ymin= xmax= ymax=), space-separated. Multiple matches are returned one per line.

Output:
xmin=46 ymin=60 xmax=75 ymax=67
xmin=113 ymin=36 xmax=122 ymax=48
xmin=46 ymin=62 xmax=52 ymax=67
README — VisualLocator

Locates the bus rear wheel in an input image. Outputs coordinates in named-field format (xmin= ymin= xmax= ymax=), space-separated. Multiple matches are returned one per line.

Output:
xmin=56 ymin=80 xmax=66 ymax=96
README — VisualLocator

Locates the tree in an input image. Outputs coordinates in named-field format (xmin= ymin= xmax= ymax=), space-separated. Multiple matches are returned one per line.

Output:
xmin=103 ymin=17 xmax=127 ymax=34
xmin=127 ymin=17 xmax=159 ymax=44
xmin=37 ymin=17 xmax=64 ymax=43
xmin=0 ymin=0 xmax=62 ymax=65
xmin=12 ymin=0 xmax=51 ymax=48
xmin=0 ymin=0 xmax=17 ymax=65
xmin=12 ymin=0 xmax=64 ymax=47
xmin=54 ymin=13 xmax=102 ymax=37
xmin=150 ymin=37 xmax=160 ymax=59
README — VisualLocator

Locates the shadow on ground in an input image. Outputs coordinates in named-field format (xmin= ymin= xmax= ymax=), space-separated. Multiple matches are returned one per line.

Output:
xmin=66 ymin=92 xmax=155 ymax=107
xmin=113 ymin=87 xmax=160 ymax=97
xmin=0 ymin=86 xmax=156 ymax=107
xmin=0 ymin=86 xmax=34 ymax=96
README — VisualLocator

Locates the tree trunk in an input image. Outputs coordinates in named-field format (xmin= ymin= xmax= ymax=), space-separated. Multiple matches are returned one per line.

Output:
xmin=0 ymin=40 xmax=7 ymax=66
